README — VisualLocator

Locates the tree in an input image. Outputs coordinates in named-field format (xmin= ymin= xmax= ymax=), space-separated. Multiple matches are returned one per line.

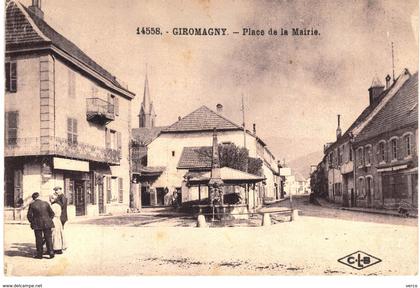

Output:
xmin=198 ymin=143 xmax=263 ymax=176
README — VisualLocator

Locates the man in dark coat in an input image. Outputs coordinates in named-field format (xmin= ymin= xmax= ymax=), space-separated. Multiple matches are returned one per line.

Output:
xmin=27 ymin=192 xmax=55 ymax=259
xmin=53 ymin=186 xmax=68 ymax=227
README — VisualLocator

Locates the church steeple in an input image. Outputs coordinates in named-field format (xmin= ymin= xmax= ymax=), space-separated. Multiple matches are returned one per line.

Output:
xmin=138 ymin=70 xmax=156 ymax=128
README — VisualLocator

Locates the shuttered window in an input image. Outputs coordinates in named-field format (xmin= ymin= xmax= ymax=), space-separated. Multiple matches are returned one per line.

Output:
xmin=118 ymin=177 xmax=123 ymax=203
xmin=114 ymin=97 xmax=119 ymax=116
xmin=5 ymin=111 xmax=18 ymax=145
xmin=105 ymin=128 xmax=111 ymax=149
xmin=117 ymin=132 xmax=122 ymax=158
xmin=67 ymin=118 xmax=78 ymax=144
xmin=5 ymin=62 xmax=17 ymax=92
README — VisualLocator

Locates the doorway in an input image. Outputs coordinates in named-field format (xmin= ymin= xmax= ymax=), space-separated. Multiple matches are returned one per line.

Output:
xmin=75 ymin=180 xmax=86 ymax=216
xmin=98 ymin=180 xmax=105 ymax=214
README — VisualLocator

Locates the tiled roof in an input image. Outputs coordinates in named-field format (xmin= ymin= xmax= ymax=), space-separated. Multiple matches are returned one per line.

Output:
xmin=6 ymin=1 xmax=134 ymax=97
xmin=324 ymin=72 xmax=404 ymax=152
xmin=356 ymin=72 xmax=418 ymax=142
xmin=162 ymin=106 xmax=242 ymax=133
xmin=132 ymin=127 xmax=166 ymax=146
xmin=177 ymin=146 xmax=212 ymax=170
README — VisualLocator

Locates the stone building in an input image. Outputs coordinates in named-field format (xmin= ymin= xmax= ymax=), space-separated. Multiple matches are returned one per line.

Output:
xmin=4 ymin=1 xmax=136 ymax=219
xmin=315 ymin=69 xmax=417 ymax=209
xmin=136 ymin=105 xmax=281 ymax=207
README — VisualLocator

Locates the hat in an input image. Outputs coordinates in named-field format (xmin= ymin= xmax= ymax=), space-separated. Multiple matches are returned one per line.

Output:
xmin=53 ymin=186 xmax=62 ymax=191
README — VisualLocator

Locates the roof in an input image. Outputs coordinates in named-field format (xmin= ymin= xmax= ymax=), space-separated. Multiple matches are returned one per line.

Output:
xmin=132 ymin=127 xmax=166 ymax=146
xmin=355 ymin=72 xmax=418 ymax=142
xmin=6 ymin=1 xmax=135 ymax=98
xmin=186 ymin=167 xmax=265 ymax=184
xmin=162 ymin=106 xmax=242 ymax=133
xmin=177 ymin=146 xmax=212 ymax=170
xmin=324 ymin=70 xmax=409 ymax=153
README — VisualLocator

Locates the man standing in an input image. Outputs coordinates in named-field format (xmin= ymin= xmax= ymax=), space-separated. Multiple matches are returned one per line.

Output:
xmin=27 ymin=192 xmax=55 ymax=259
xmin=53 ymin=186 xmax=68 ymax=227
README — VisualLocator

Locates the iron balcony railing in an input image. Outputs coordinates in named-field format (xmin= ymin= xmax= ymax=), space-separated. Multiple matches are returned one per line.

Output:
xmin=86 ymin=98 xmax=115 ymax=123
xmin=5 ymin=137 xmax=120 ymax=165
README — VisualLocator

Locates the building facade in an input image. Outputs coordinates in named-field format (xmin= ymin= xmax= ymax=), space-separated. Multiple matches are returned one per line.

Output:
xmin=141 ymin=105 xmax=281 ymax=206
xmin=4 ymin=1 xmax=135 ymax=219
xmin=313 ymin=69 xmax=417 ymax=209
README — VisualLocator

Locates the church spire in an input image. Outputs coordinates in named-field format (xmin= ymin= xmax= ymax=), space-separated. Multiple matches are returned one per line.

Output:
xmin=138 ymin=68 xmax=156 ymax=129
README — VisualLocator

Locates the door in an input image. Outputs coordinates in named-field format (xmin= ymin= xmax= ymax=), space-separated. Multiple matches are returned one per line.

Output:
xmin=75 ymin=180 xmax=86 ymax=216
xmin=367 ymin=178 xmax=372 ymax=207
xmin=141 ymin=186 xmax=150 ymax=207
xmin=98 ymin=180 xmax=105 ymax=214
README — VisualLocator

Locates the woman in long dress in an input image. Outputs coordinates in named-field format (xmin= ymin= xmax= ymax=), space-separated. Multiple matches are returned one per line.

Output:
xmin=49 ymin=194 xmax=66 ymax=254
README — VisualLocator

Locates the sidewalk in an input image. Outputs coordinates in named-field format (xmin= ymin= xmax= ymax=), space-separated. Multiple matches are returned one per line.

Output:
xmin=315 ymin=197 xmax=418 ymax=218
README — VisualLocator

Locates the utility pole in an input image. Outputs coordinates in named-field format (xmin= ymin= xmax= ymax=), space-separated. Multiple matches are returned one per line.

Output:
xmin=391 ymin=42 xmax=395 ymax=82
xmin=241 ymin=94 xmax=246 ymax=149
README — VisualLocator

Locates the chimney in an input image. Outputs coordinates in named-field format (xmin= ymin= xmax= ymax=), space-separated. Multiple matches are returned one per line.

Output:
xmin=178 ymin=116 xmax=181 ymax=121
xmin=216 ymin=103 xmax=223 ymax=114
xmin=336 ymin=114 xmax=342 ymax=140
xmin=253 ymin=123 xmax=256 ymax=135
xmin=368 ymin=76 xmax=385 ymax=105
xmin=29 ymin=0 xmax=44 ymax=19
xmin=385 ymin=74 xmax=391 ymax=89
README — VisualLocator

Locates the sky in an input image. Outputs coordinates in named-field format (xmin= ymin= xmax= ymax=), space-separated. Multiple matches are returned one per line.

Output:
xmin=19 ymin=0 xmax=419 ymax=161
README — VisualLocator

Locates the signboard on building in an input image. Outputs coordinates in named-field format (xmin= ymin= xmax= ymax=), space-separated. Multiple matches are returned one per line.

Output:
xmin=53 ymin=157 xmax=89 ymax=172
xmin=279 ymin=168 xmax=292 ymax=176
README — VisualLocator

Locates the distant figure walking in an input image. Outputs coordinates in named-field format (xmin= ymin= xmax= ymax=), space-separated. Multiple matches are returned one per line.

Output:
xmin=53 ymin=186 xmax=68 ymax=227
xmin=27 ymin=192 xmax=55 ymax=259
xmin=49 ymin=194 xmax=66 ymax=254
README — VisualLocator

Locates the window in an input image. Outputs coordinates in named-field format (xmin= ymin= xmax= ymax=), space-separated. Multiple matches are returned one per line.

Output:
xmin=5 ymin=111 xmax=18 ymax=145
xmin=114 ymin=97 xmax=119 ymax=116
xmin=358 ymin=177 xmax=365 ymax=198
xmin=357 ymin=147 xmax=364 ymax=167
xmin=328 ymin=152 xmax=333 ymax=167
xmin=117 ymin=132 xmax=122 ymax=158
xmin=390 ymin=138 xmax=398 ymax=160
xmin=68 ymin=70 xmax=75 ymax=98
xmin=118 ymin=178 xmax=123 ymax=203
xmin=5 ymin=62 xmax=17 ymax=92
xmin=378 ymin=141 xmax=386 ymax=163
xmin=67 ymin=118 xmax=78 ymax=144
xmin=172 ymin=151 xmax=175 ymax=157
xmin=365 ymin=145 xmax=372 ymax=165
xmin=348 ymin=144 xmax=353 ymax=161
xmin=382 ymin=173 xmax=408 ymax=199
xmin=107 ymin=94 xmax=115 ymax=114
xmin=338 ymin=147 xmax=343 ymax=165
xmin=404 ymin=134 xmax=412 ymax=157
xmin=105 ymin=129 xmax=118 ymax=150
xmin=64 ymin=178 xmax=74 ymax=205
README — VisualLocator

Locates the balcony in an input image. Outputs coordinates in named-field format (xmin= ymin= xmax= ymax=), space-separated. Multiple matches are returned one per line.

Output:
xmin=4 ymin=137 xmax=120 ymax=165
xmin=86 ymin=98 xmax=115 ymax=124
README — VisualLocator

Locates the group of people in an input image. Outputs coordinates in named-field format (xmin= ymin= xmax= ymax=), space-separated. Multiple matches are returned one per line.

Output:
xmin=27 ymin=186 xmax=68 ymax=259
